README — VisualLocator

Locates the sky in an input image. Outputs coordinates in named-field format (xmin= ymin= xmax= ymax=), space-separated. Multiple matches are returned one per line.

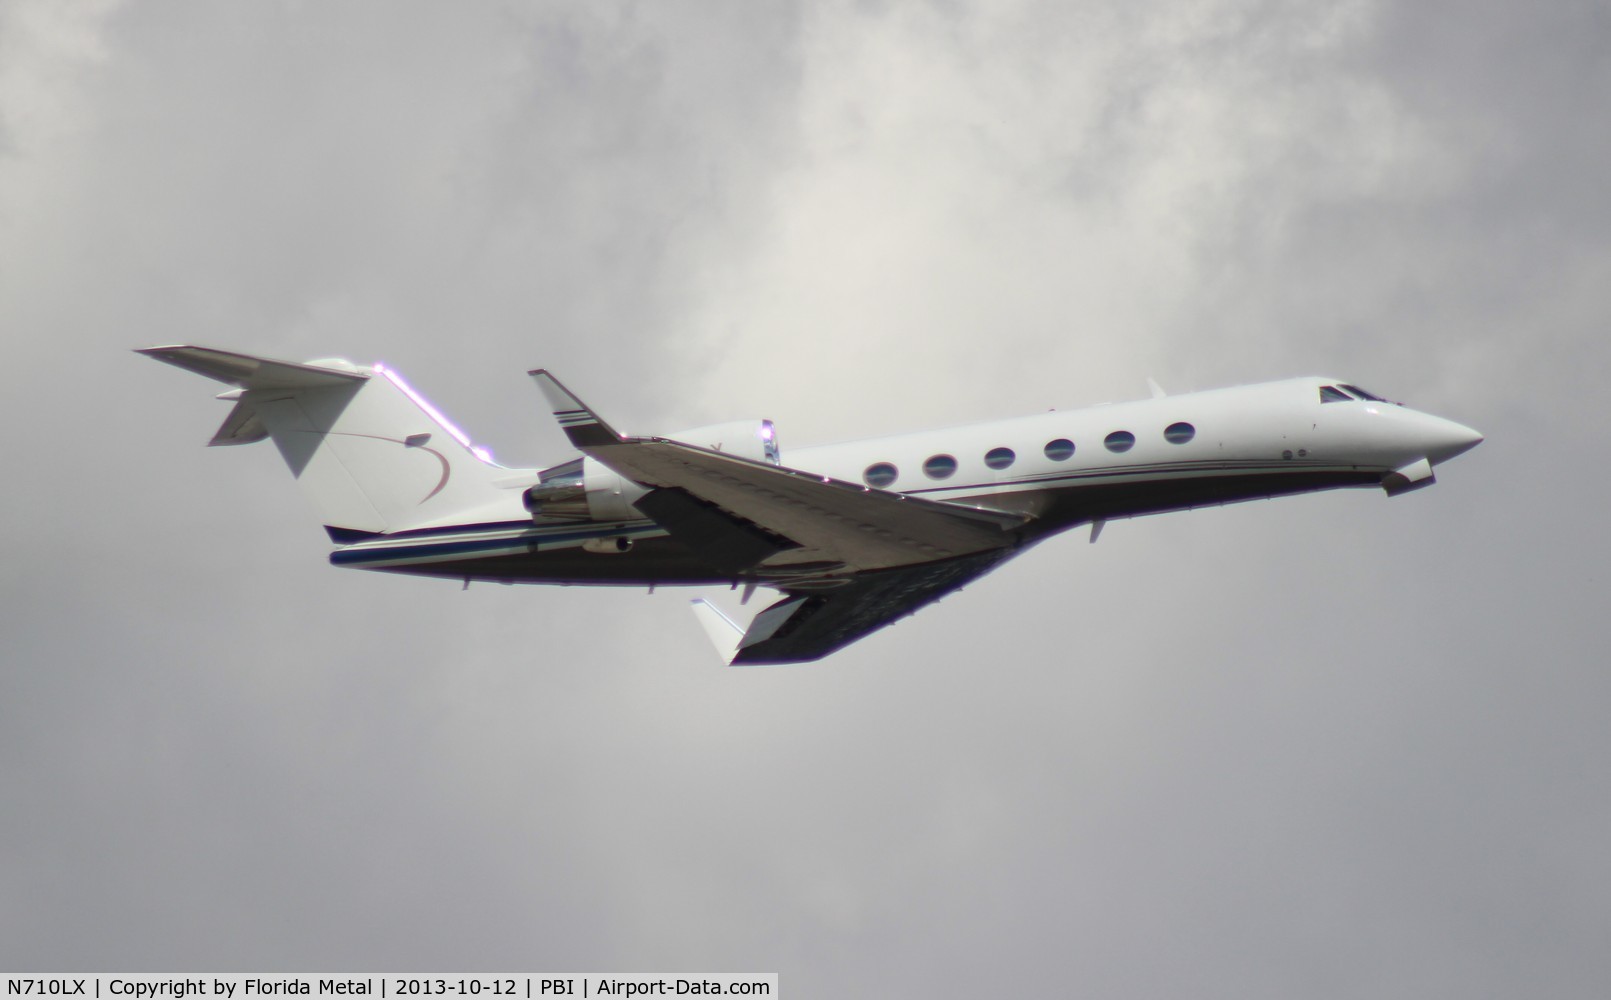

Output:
xmin=2 ymin=0 xmax=1608 ymax=994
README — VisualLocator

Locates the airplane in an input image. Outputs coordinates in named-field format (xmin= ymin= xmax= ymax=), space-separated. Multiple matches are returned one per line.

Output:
xmin=139 ymin=345 xmax=1482 ymax=664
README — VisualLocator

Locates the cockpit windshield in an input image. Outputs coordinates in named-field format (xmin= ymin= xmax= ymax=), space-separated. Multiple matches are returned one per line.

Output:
xmin=1319 ymin=383 xmax=1397 ymax=404
xmin=1340 ymin=384 xmax=1390 ymax=403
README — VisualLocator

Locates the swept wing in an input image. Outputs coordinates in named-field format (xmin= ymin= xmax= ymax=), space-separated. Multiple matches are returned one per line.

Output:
xmin=531 ymin=370 xmax=1032 ymax=662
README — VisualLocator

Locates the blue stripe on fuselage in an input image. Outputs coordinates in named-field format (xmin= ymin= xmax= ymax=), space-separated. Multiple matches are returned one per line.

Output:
xmin=329 ymin=521 xmax=661 ymax=568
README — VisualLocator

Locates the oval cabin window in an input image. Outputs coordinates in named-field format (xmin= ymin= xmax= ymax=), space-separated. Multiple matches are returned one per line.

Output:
xmin=1104 ymin=430 xmax=1136 ymax=453
xmin=985 ymin=447 xmax=1016 ymax=470
xmin=864 ymin=463 xmax=898 ymax=488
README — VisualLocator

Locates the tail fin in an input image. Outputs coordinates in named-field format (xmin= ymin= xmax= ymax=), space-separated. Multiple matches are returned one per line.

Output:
xmin=140 ymin=346 xmax=512 ymax=537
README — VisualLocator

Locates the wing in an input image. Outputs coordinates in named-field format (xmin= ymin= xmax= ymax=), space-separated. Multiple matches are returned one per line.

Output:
xmin=529 ymin=369 xmax=1037 ymax=662
xmin=699 ymin=549 xmax=1018 ymax=664
xmin=530 ymin=369 xmax=1030 ymax=575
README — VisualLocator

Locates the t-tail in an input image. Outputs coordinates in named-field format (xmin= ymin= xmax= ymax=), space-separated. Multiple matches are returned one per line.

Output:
xmin=139 ymin=346 xmax=516 ymax=541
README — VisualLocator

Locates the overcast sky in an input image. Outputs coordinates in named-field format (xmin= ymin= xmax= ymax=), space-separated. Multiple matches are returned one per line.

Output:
xmin=3 ymin=1 xmax=1608 ymax=995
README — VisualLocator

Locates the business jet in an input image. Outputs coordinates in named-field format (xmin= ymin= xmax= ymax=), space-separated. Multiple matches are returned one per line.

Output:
xmin=140 ymin=346 xmax=1481 ymax=664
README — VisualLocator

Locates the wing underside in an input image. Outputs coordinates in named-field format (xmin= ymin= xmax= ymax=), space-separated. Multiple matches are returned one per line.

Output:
xmin=724 ymin=549 xmax=1018 ymax=664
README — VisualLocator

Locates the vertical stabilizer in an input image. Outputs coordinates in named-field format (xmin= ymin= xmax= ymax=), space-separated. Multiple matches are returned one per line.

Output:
xmin=141 ymin=346 xmax=513 ymax=537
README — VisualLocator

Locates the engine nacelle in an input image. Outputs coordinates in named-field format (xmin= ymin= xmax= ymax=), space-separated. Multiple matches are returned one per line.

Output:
xmin=521 ymin=457 xmax=649 ymax=522
xmin=580 ymin=457 xmax=650 ymax=521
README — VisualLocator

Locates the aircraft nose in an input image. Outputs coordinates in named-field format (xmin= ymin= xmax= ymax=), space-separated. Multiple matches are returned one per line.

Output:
xmin=1421 ymin=415 xmax=1484 ymax=465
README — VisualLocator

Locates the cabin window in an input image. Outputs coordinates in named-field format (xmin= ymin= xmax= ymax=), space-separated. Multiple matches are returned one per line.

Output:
xmin=923 ymin=454 xmax=958 ymax=479
xmin=1044 ymin=438 xmax=1075 ymax=461
xmin=984 ymin=447 xmax=1016 ymax=470
xmin=1164 ymin=422 xmax=1195 ymax=444
xmin=1319 ymin=385 xmax=1351 ymax=403
xmin=864 ymin=463 xmax=898 ymax=488
xmin=1104 ymin=430 xmax=1135 ymax=453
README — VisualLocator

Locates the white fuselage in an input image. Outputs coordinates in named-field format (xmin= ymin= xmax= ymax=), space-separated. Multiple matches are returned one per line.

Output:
xmin=325 ymin=375 xmax=1480 ymax=585
xmin=788 ymin=376 xmax=1477 ymax=516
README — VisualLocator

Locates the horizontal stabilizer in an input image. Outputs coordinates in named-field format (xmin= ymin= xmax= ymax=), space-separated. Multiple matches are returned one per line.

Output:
xmin=138 ymin=345 xmax=368 ymax=389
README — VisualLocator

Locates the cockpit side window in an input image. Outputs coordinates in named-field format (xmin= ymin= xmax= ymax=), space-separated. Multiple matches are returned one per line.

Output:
xmin=1341 ymin=384 xmax=1388 ymax=402
xmin=1319 ymin=385 xmax=1351 ymax=403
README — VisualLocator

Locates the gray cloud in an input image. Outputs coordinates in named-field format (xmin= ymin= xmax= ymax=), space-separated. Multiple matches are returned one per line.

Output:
xmin=3 ymin=0 xmax=1608 ymax=995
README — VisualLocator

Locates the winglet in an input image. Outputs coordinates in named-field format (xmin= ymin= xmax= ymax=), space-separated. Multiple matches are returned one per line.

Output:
xmin=690 ymin=598 xmax=743 ymax=665
xmin=528 ymin=369 xmax=625 ymax=449
xmin=1147 ymin=377 xmax=1167 ymax=399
